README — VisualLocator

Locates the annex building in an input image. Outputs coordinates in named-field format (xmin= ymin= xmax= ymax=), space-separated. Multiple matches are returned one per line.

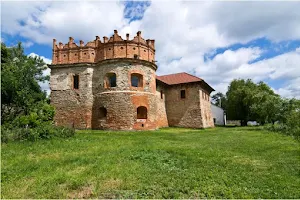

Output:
xmin=49 ymin=30 xmax=215 ymax=130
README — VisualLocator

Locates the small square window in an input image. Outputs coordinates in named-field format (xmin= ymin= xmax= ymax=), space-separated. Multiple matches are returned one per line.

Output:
xmin=180 ymin=90 xmax=186 ymax=99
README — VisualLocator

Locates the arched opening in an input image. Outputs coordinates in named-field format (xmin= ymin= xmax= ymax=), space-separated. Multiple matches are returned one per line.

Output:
xmin=99 ymin=107 xmax=107 ymax=119
xmin=137 ymin=106 xmax=147 ymax=119
xmin=131 ymin=73 xmax=143 ymax=87
xmin=104 ymin=73 xmax=116 ymax=88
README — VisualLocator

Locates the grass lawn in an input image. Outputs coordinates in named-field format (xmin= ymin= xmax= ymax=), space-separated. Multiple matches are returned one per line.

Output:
xmin=1 ymin=127 xmax=300 ymax=199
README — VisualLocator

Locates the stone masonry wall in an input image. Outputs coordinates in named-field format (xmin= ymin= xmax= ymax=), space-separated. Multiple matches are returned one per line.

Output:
xmin=199 ymin=89 xmax=215 ymax=128
xmin=50 ymin=66 xmax=93 ymax=129
xmin=164 ymin=82 xmax=214 ymax=128
xmin=155 ymin=82 xmax=169 ymax=128
xmin=91 ymin=60 xmax=159 ymax=130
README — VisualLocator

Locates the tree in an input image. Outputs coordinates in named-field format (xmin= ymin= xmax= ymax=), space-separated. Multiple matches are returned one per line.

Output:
xmin=251 ymin=92 xmax=282 ymax=125
xmin=1 ymin=42 xmax=50 ymax=124
xmin=225 ymin=79 xmax=288 ymax=126
xmin=226 ymin=79 xmax=257 ymax=126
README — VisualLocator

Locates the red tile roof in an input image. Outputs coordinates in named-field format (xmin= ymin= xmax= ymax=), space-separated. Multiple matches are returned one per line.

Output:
xmin=156 ymin=72 xmax=202 ymax=85
xmin=156 ymin=72 xmax=215 ymax=92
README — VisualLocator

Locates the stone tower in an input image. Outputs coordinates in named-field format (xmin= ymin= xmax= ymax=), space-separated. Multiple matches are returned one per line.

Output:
xmin=49 ymin=30 xmax=163 ymax=130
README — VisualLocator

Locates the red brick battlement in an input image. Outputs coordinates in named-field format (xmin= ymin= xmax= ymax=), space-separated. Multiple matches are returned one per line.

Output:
xmin=52 ymin=30 xmax=155 ymax=65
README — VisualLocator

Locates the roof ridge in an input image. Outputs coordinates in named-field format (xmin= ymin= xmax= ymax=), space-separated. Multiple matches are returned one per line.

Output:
xmin=183 ymin=72 xmax=202 ymax=80
xmin=157 ymin=72 xmax=202 ymax=80
xmin=156 ymin=72 xmax=186 ymax=77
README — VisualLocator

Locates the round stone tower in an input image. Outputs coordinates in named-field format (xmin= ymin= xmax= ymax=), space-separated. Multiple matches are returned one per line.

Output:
xmin=50 ymin=30 xmax=160 ymax=130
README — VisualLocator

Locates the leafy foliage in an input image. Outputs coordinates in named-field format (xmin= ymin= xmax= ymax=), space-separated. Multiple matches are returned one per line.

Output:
xmin=220 ymin=78 xmax=299 ymax=137
xmin=1 ymin=42 xmax=49 ymax=123
xmin=226 ymin=79 xmax=258 ymax=125
xmin=1 ymin=125 xmax=75 ymax=143
xmin=1 ymin=42 xmax=75 ymax=142
xmin=264 ymin=98 xmax=300 ymax=139
xmin=211 ymin=92 xmax=227 ymax=110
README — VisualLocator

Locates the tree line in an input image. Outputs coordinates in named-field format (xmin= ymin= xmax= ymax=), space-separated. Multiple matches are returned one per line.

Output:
xmin=211 ymin=79 xmax=300 ymax=138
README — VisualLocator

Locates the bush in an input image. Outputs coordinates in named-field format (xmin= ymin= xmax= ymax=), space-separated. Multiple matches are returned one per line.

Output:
xmin=1 ymin=124 xmax=75 ymax=143
xmin=264 ymin=122 xmax=299 ymax=140
xmin=11 ymin=101 xmax=55 ymax=129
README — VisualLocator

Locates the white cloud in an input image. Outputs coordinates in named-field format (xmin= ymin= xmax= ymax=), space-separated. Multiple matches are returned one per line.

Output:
xmin=2 ymin=1 xmax=300 ymax=98
xmin=204 ymin=47 xmax=300 ymax=98
xmin=273 ymin=77 xmax=300 ymax=99
xmin=2 ymin=1 xmax=127 ymax=45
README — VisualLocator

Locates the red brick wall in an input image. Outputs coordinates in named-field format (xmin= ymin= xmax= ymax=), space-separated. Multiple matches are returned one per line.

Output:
xmin=52 ymin=30 xmax=155 ymax=65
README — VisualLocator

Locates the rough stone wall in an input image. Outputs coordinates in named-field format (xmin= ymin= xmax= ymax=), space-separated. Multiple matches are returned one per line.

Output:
xmin=164 ymin=83 xmax=214 ymax=128
xmin=155 ymin=82 xmax=169 ymax=128
xmin=91 ymin=60 xmax=158 ymax=130
xmin=50 ymin=30 xmax=215 ymax=130
xmin=50 ymin=66 xmax=94 ymax=129
xmin=199 ymin=89 xmax=215 ymax=128
xmin=52 ymin=31 xmax=155 ymax=65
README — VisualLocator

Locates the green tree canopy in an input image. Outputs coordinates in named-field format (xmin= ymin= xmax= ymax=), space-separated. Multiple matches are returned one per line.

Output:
xmin=1 ymin=42 xmax=50 ymax=124
xmin=225 ymin=79 xmax=284 ymax=126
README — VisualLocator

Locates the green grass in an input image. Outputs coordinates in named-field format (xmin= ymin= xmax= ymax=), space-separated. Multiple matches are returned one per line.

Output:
xmin=1 ymin=127 xmax=300 ymax=199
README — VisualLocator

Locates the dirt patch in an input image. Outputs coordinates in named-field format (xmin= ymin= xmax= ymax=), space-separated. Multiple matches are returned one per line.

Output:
xmin=67 ymin=185 xmax=94 ymax=199
xmin=101 ymin=179 xmax=123 ymax=190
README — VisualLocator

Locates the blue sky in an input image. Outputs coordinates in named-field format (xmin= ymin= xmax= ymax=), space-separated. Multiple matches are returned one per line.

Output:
xmin=2 ymin=1 xmax=300 ymax=98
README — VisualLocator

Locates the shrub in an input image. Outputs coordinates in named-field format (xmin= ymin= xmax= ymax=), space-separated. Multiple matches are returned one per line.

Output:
xmin=1 ymin=124 xmax=75 ymax=143
xmin=264 ymin=122 xmax=299 ymax=140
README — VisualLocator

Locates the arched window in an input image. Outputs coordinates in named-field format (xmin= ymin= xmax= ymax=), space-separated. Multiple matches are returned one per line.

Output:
xmin=137 ymin=106 xmax=147 ymax=119
xmin=104 ymin=73 xmax=116 ymax=88
xmin=99 ymin=107 xmax=107 ymax=119
xmin=131 ymin=73 xmax=143 ymax=87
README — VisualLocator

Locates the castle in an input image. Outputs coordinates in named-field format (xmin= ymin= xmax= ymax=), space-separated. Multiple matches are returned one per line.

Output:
xmin=49 ymin=30 xmax=215 ymax=130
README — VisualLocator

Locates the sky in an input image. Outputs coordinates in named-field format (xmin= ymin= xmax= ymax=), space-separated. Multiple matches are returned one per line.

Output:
xmin=1 ymin=1 xmax=300 ymax=98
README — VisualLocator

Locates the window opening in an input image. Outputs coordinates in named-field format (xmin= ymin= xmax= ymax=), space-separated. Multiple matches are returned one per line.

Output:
xmin=180 ymin=90 xmax=186 ymax=99
xmin=104 ymin=73 xmax=117 ymax=88
xmin=137 ymin=106 xmax=147 ymax=119
xmin=99 ymin=107 xmax=107 ymax=119
xmin=131 ymin=73 xmax=143 ymax=87
xmin=73 ymin=75 xmax=79 ymax=89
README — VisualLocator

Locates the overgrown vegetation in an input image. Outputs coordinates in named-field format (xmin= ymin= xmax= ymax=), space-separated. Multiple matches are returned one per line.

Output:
xmin=1 ymin=42 xmax=74 ymax=142
xmin=1 ymin=127 xmax=299 ymax=198
xmin=212 ymin=79 xmax=300 ymax=138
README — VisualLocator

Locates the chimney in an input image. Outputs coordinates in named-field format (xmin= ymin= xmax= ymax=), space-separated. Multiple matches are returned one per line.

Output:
xmin=95 ymin=36 xmax=100 ymax=40
xmin=137 ymin=31 xmax=141 ymax=36
xmin=126 ymin=33 xmax=129 ymax=40
xmin=114 ymin=30 xmax=118 ymax=34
